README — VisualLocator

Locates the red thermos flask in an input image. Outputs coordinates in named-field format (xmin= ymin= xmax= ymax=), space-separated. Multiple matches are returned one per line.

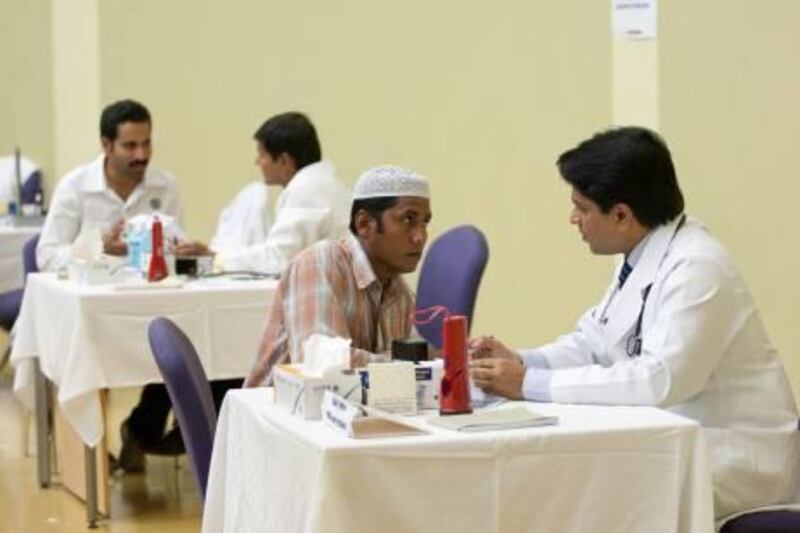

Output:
xmin=440 ymin=315 xmax=472 ymax=415
xmin=147 ymin=216 xmax=169 ymax=282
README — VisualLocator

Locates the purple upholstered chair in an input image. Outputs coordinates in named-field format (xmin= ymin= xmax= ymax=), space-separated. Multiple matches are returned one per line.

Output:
xmin=415 ymin=225 xmax=489 ymax=348
xmin=0 ymin=234 xmax=40 ymax=367
xmin=720 ymin=510 xmax=800 ymax=533
xmin=20 ymin=170 xmax=43 ymax=205
xmin=148 ymin=317 xmax=216 ymax=500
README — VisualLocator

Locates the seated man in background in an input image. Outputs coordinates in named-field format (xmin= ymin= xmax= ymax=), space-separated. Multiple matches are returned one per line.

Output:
xmin=469 ymin=126 xmax=800 ymax=519
xmin=178 ymin=111 xmax=350 ymax=275
xmin=37 ymin=99 xmax=182 ymax=271
xmin=245 ymin=165 xmax=431 ymax=386
xmin=37 ymin=99 xmax=236 ymax=473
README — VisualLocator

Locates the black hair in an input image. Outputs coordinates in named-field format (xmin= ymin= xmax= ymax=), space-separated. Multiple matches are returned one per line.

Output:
xmin=100 ymin=99 xmax=151 ymax=141
xmin=557 ymin=126 xmax=684 ymax=228
xmin=349 ymin=197 xmax=399 ymax=235
xmin=253 ymin=112 xmax=321 ymax=170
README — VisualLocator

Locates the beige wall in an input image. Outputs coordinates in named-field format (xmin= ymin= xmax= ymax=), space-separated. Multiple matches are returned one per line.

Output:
xmin=51 ymin=0 xmax=101 ymax=178
xmin=660 ymin=1 xmax=800 ymax=390
xmin=4 ymin=2 xmax=798 ymax=393
xmin=0 ymin=0 xmax=53 ymax=187
xmin=97 ymin=1 xmax=613 ymax=346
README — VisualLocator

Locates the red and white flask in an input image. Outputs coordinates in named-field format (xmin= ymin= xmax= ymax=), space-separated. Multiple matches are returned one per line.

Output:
xmin=147 ymin=216 xmax=168 ymax=282
xmin=439 ymin=315 xmax=472 ymax=415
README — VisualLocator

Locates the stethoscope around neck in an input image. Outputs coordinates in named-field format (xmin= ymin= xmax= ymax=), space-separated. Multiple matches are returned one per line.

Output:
xmin=620 ymin=214 xmax=687 ymax=358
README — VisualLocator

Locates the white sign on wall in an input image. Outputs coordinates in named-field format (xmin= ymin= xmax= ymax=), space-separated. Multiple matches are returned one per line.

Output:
xmin=612 ymin=0 xmax=658 ymax=40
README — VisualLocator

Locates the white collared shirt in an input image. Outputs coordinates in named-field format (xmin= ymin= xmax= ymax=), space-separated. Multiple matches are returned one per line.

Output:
xmin=215 ymin=160 xmax=350 ymax=274
xmin=36 ymin=154 xmax=183 ymax=271
xmin=209 ymin=181 xmax=271 ymax=254
xmin=624 ymin=230 xmax=652 ymax=271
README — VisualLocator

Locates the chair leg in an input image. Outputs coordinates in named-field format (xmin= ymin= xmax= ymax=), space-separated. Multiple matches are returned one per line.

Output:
xmin=0 ymin=344 xmax=10 ymax=372
xmin=22 ymin=408 xmax=31 ymax=457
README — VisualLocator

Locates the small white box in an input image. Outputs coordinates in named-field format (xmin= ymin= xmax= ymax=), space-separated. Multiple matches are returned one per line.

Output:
xmin=366 ymin=361 xmax=418 ymax=415
xmin=273 ymin=364 xmax=360 ymax=420
xmin=415 ymin=360 xmax=443 ymax=410
xmin=359 ymin=359 xmax=444 ymax=411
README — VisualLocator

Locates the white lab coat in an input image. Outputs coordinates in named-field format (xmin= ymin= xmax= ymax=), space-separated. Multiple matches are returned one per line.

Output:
xmin=215 ymin=160 xmax=350 ymax=274
xmin=0 ymin=155 xmax=39 ymax=206
xmin=522 ymin=216 xmax=800 ymax=519
xmin=209 ymin=181 xmax=271 ymax=254
xmin=37 ymin=154 xmax=182 ymax=271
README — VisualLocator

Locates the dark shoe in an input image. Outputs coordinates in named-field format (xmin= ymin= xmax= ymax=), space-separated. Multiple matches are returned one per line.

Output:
xmin=141 ymin=426 xmax=185 ymax=456
xmin=108 ymin=452 xmax=118 ymax=472
xmin=118 ymin=420 xmax=146 ymax=473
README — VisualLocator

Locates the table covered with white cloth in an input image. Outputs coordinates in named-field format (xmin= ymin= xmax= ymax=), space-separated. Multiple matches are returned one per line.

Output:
xmin=11 ymin=272 xmax=276 ymax=446
xmin=203 ymin=388 xmax=715 ymax=533
xmin=0 ymin=223 xmax=39 ymax=292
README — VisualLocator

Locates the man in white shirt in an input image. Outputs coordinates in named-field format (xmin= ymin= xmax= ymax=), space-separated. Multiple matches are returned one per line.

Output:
xmin=470 ymin=127 xmax=800 ymax=520
xmin=36 ymin=100 xmax=237 ymax=473
xmin=177 ymin=112 xmax=350 ymax=274
xmin=36 ymin=99 xmax=182 ymax=271
xmin=209 ymin=181 xmax=271 ymax=255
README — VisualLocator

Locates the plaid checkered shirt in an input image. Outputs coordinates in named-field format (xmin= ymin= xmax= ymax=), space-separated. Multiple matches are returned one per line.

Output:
xmin=245 ymin=233 xmax=415 ymax=387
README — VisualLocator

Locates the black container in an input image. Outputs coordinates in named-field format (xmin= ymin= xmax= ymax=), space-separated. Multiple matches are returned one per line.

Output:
xmin=391 ymin=338 xmax=428 ymax=364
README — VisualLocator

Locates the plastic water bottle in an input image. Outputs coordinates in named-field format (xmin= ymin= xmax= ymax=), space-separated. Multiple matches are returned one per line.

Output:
xmin=126 ymin=228 xmax=143 ymax=272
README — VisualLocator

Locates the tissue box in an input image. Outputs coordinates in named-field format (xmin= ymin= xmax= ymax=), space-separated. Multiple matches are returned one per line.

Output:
xmin=273 ymin=364 xmax=361 ymax=420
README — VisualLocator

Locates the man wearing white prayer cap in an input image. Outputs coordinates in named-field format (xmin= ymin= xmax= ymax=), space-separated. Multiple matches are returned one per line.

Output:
xmin=245 ymin=164 xmax=432 ymax=386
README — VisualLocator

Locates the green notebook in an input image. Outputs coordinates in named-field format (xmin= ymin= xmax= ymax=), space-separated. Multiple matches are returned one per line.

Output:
xmin=428 ymin=405 xmax=558 ymax=432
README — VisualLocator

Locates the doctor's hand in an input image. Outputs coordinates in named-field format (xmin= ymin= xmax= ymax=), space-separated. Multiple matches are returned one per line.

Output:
xmin=175 ymin=240 xmax=213 ymax=257
xmin=103 ymin=220 xmax=127 ymax=256
xmin=470 ymin=357 xmax=525 ymax=400
xmin=469 ymin=336 xmax=522 ymax=363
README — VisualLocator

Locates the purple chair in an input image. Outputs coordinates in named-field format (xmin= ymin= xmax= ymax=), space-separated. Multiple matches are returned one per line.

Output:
xmin=20 ymin=170 xmax=43 ymax=205
xmin=415 ymin=225 xmax=489 ymax=348
xmin=148 ymin=317 xmax=216 ymax=500
xmin=0 ymin=234 xmax=40 ymax=367
xmin=720 ymin=510 xmax=800 ymax=532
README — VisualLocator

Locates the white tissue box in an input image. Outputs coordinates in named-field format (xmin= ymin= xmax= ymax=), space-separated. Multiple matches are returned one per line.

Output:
xmin=273 ymin=364 xmax=361 ymax=420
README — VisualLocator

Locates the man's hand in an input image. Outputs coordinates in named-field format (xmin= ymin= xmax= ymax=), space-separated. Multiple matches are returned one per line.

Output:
xmin=175 ymin=241 xmax=213 ymax=257
xmin=470 ymin=357 xmax=525 ymax=399
xmin=468 ymin=335 xmax=521 ymax=362
xmin=103 ymin=220 xmax=127 ymax=256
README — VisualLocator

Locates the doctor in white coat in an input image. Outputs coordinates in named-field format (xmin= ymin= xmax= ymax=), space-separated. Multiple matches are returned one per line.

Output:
xmin=178 ymin=112 xmax=350 ymax=274
xmin=470 ymin=127 xmax=799 ymax=520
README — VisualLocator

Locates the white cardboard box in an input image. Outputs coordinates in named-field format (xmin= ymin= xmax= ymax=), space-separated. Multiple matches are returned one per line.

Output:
xmin=415 ymin=360 xmax=443 ymax=410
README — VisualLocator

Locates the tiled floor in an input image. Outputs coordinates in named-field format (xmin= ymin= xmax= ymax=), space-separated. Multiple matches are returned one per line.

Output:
xmin=0 ymin=343 xmax=203 ymax=532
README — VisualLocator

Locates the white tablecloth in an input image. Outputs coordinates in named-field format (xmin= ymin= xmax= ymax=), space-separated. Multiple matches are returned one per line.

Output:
xmin=10 ymin=273 xmax=277 ymax=445
xmin=0 ymin=224 xmax=39 ymax=292
xmin=203 ymin=389 xmax=715 ymax=533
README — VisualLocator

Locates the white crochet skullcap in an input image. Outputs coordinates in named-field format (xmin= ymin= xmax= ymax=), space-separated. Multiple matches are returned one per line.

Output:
xmin=352 ymin=165 xmax=429 ymax=200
